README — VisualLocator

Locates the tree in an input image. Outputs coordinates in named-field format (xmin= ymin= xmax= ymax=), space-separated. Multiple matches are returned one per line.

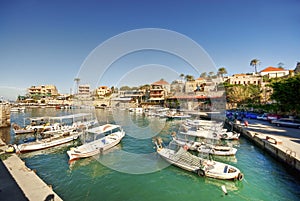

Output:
xmin=270 ymin=74 xmax=300 ymax=115
xmin=277 ymin=62 xmax=284 ymax=69
xmin=250 ymin=59 xmax=260 ymax=74
xmin=139 ymin=84 xmax=150 ymax=90
xmin=185 ymin=74 xmax=195 ymax=81
xmin=120 ymin=86 xmax=131 ymax=91
xmin=111 ymin=86 xmax=115 ymax=93
xmin=208 ymin=71 xmax=215 ymax=78
xmin=199 ymin=72 xmax=207 ymax=78
xmin=226 ymin=85 xmax=261 ymax=107
xmin=217 ymin=67 xmax=227 ymax=78
xmin=180 ymin=73 xmax=185 ymax=81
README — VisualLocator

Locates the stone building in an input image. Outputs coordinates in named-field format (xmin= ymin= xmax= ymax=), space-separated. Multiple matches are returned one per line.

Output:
xmin=225 ymin=74 xmax=263 ymax=85
xmin=28 ymin=85 xmax=58 ymax=98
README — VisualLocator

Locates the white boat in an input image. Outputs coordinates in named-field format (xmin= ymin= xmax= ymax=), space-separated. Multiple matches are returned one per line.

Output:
xmin=12 ymin=122 xmax=53 ymax=135
xmin=154 ymin=139 xmax=243 ymax=181
xmin=13 ymin=129 xmax=81 ymax=153
xmin=67 ymin=124 xmax=125 ymax=161
xmin=180 ymin=124 xmax=240 ymax=140
xmin=129 ymin=107 xmax=143 ymax=113
xmin=180 ymin=129 xmax=240 ymax=140
xmin=184 ymin=119 xmax=223 ymax=127
xmin=12 ymin=113 xmax=96 ymax=135
xmin=165 ymin=113 xmax=191 ymax=120
xmin=10 ymin=107 xmax=25 ymax=112
xmin=172 ymin=137 xmax=237 ymax=156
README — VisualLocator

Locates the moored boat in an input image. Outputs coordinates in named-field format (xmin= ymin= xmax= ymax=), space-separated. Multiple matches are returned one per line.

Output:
xmin=67 ymin=124 xmax=125 ymax=162
xmin=154 ymin=139 xmax=243 ymax=181
xmin=172 ymin=136 xmax=237 ymax=156
xmin=13 ymin=129 xmax=81 ymax=153
xmin=12 ymin=113 xmax=96 ymax=135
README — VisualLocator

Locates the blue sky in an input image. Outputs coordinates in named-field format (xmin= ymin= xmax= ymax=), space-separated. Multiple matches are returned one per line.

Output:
xmin=0 ymin=0 xmax=299 ymax=100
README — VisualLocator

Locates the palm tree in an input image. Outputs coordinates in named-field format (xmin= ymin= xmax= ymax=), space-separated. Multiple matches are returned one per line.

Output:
xmin=200 ymin=72 xmax=207 ymax=78
xmin=217 ymin=67 xmax=227 ymax=78
xmin=277 ymin=62 xmax=284 ymax=69
xmin=208 ymin=71 xmax=214 ymax=78
xmin=250 ymin=59 xmax=260 ymax=74
xmin=185 ymin=74 xmax=195 ymax=81
xmin=180 ymin=73 xmax=185 ymax=81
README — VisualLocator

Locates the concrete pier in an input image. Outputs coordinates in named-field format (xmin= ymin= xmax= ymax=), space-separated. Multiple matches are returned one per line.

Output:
xmin=226 ymin=119 xmax=300 ymax=173
xmin=0 ymin=152 xmax=63 ymax=201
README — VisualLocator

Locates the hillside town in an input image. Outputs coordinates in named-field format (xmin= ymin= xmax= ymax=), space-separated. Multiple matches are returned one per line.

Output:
xmin=8 ymin=63 xmax=300 ymax=115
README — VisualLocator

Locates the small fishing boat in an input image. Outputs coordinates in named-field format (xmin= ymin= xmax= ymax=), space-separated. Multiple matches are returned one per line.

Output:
xmin=67 ymin=124 xmax=125 ymax=162
xmin=13 ymin=129 xmax=81 ymax=153
xmin=154 ymin=139 xmax=243 ymax=181
xmin=180 ymin=124 xmax=240 ymax=140
xmin=10 ymin=107 xmax=25 ymax=113
xmin=12 ymin=122 xmax=52 ymax=135
xmin=12 ymin=113 xmax=96 ymax=135
xmin=165 ymin=113 xmax=191 ymax=120
xmin=172 ymin=136 xmax=237 ymax=156
xmin=184 ymin=119 xmax=224 ymax=128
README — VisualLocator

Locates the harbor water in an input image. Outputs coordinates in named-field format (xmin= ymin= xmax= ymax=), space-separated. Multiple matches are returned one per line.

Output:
xmin=2 ymin=108 xmax=300 ymax=201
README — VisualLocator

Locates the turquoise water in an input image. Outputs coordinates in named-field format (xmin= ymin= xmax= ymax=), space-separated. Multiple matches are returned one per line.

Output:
xmin=6 ymin=108 xmax=300 ymax=201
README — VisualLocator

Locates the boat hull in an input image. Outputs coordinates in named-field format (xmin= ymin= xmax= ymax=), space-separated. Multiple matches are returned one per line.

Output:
xmin=15 ymin=133 xmax=81 ymax=153
xmin=157 ymin=148 xmax=242 ymax=181
xmin=67 ymin=136 xmax=123 ymax=161
xmin=67 ymin=127 xmax=125 ymax=161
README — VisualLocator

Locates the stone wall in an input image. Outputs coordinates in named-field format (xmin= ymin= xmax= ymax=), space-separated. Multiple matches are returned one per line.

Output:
xmin=0 ymin=104 xmax=10 ymax=128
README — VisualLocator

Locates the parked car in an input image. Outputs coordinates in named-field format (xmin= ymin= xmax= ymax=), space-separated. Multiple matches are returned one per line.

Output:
xmin=267 ymin=114 xmax=281 ymax=122
xmin=245 ymin=112 xmax=258 ymax=119
xmin=257 ymin=113 xmax=268 ymax=120
xmin=271 ymin=118 xmax=300 ymax=128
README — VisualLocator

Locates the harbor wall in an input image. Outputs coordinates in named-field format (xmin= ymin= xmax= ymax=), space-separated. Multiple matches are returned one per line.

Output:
xmin=225 ymin=119 xmax=300 ymax=173
xmin=0 ymin=104 xmax=10 ymax=128
xmin=2 ymin=154 xmax=63 ymax=201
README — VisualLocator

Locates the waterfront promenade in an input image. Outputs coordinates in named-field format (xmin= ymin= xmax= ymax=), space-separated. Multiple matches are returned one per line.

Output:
xmin=230 ymin=118 xmax=300 ymax=172
xmin=0 ymin=149 xmax=63 ymax=201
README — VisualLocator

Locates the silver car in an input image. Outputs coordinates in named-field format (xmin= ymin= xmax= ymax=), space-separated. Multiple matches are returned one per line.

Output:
xmin=272 ymin=118 xmax=300 ymax=128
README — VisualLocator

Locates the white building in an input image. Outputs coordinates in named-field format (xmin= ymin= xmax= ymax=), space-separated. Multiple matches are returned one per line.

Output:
xmin=260 ymin=67 xmax=290 ymax=78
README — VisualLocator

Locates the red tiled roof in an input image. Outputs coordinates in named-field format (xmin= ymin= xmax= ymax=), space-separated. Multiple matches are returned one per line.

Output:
xmin=260 ymin=67 xmax=286 ymax=72
xmin=152 ymin=80 xmax=169 ymax=85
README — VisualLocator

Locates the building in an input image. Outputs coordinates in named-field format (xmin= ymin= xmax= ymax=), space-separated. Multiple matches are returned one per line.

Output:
xmin=185 ymin=77 xmax=221 ymax=93
xmin=148 ymin=80 xmax=170 ymax=104
xmin=260 ymin=67 xmax=290 ymax=78
xmin=170 ymin=80 xmax=185 ymax=94
xmin=95 ymin=86 xmax=111 ymax=98
xmin=28 ymin=85 xmax=58 ymax=98
xmin=78 ymin=84 xmax=90 ymax=96
xmin=185 ymin=78 xmax=206 ymax=93
xmin=225 ymin=74 xmax=263 ymax=85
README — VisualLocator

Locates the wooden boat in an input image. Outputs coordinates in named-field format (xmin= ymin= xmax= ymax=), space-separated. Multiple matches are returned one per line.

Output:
xmin=12 ymin=113 xmax=96 ymax=135
xmin=154 ymin=139 xmax=243 ymax=181
xmin=180 ymin=124 xmax=240 ymax=140
xmin=11 ymin=113 xmax=98 ymax=153
xmin=13 ymin=129 xmax=81 ymax=153
xmin=184 ymin=119 xmax=224 ymax=128
xmin=165 ymin=113 xmax=191 ymax=120
xmin=10 ymin=107 xmax=25 ymax=112
xmin=67 ymin=124 xmax=125 ymax=162
xmin=172 ymin=137 xmax=237 ymax=156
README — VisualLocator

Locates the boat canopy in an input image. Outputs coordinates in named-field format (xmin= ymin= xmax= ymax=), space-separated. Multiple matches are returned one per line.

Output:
xmin=87 ymin=124 xmax=121 ymax=134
